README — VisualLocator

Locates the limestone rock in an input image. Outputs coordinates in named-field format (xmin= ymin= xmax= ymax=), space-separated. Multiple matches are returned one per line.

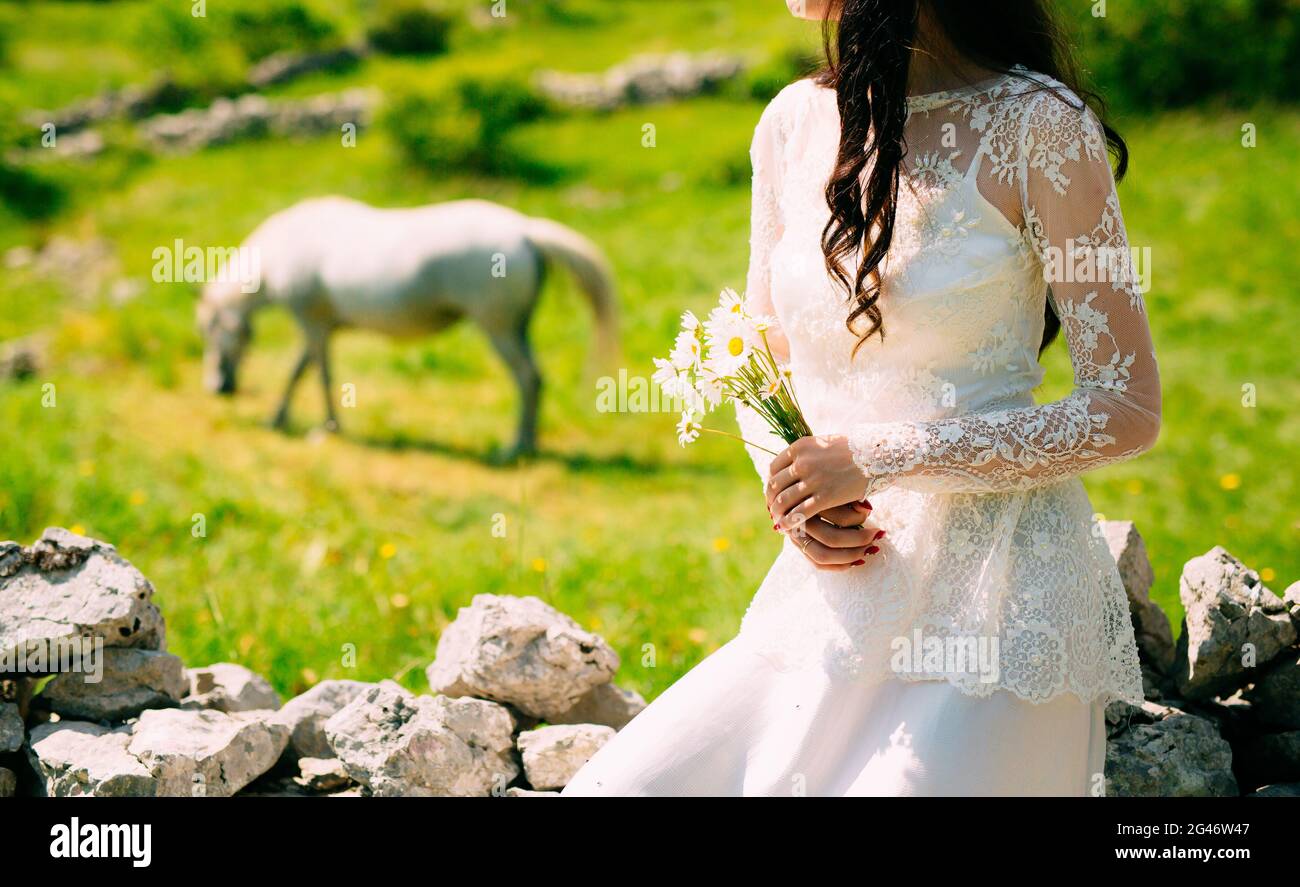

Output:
xmin=295 ymin=756 xmax=353 ymax=793
xmin=0 ymin=766 xmax=14 ymax=797
xmin=549 ymin=682 xmax=647 ymax=730
xmin=183 ymin=662 xmax=281 ymax=713
xmin=1245 ymin=652 xmax=1300 ymax=730
xmin=427 ymin=594 xmax=619 ymax=720
xmin=1105 ymin=702 xmax=1238 ymax=796
xmin=1172 ymin=547 xmax=1295 ymax=700
xmin=27 ymin=721 xmax=156 ymax=797
xmin=127 ymin=707 xmax=289 ymax=797
xmin=0 ymin=528 xmax=166 ymax=665
xmin=1285 ymin=581 xmax=1300 ymax=624
xmin=1100 ymin=520 xmax=1175 ymax=672
xmin=270 ymin=679 xmax=373 ymax=759
xmin=43 ymin=648 xmax=186 ymax=721
xmin=0 ymin=701 xmax=22 ymax=752
xmin=517 ymin=723 xmax=615 ymax=791
xmin=324 ymin=680 xmax=517 ymax=797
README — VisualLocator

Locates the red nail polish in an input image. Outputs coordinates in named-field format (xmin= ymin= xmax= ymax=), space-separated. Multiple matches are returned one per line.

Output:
xmin=853 ymin=501 xmax=873 ymax=513
xmin=866 ymin=545 xmax=880 ymax=555
xmin=852 ymin=559 xmax=865 ymax=566
xmin=874 ymin=530 xmax=886 ymax=541
xmin=773 ymin=524 xmax=779 ymax=531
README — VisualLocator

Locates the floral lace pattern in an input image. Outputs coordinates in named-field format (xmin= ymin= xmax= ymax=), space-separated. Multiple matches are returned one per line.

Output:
xmin=732 ymin=71 xmax=1156 ymax=706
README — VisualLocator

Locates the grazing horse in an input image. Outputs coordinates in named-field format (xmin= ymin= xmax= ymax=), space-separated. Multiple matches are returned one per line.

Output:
xmin=197 ymin=196 xmax=618 ymax=458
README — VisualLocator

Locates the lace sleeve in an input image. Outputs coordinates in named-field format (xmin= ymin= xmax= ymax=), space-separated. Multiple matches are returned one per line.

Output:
xmin=848 ymin=90 xmax=1161 ymax=496
xmin=735 ymin=89 xmax=793 ymax=481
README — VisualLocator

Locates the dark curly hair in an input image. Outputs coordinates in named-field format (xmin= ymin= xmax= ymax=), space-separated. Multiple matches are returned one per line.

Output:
xmin=814 ymin=0 xmax=1128 ymax=356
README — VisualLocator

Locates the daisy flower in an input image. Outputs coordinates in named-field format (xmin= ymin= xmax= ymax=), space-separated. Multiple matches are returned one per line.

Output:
xmin=676 ymin=411 xmax=702 ymax=446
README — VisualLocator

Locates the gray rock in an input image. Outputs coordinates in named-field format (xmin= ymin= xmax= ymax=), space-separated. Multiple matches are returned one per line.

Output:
xmin=505 ymin=787 xmax=560 ymax=797
xmin=324 ymin=680 xmax=517 ymax=797
xmin=27 ymin=721 xmax=156 ymax=797
xmin=0 ymin=528 xmax=166 ymax=666
xmin=43 ymin=648 xmax=186 ymax=721
xmin=427 ymin=594 xmax=619 ymax=720
xmin=1285 ymin=581 xmax=1300 ymax=624
xmin=294 ymin=756 xmax=353 ymax=792
xmin=1100 ymin=520 xmax=1175 ymax=673
xmin=1105 ymin=703 xmax=1238 ymax=796
xmin=270 ymin=679 xmax=373 ymax=759
xmin=1172 ymin=547 xmax=1296 ymax=700
xmin=517 ymin=723 xmax=614 ymax=791
xmin=0 ymin=701 xmax=22 ymax=752
xmin=127 ymin=707 xmax=289 ymax=797
xmin=549 ymin=682 xmax=647 ymax=730
xmin=183 ymin=662 xmax=281 ymax=713
xmin=538 ymin=52 xmax=746 ymax=111
xmin=0 ymin=766 xmax=14 ymax=797
xmin=1245 ymin=652 xmax=1300 ymax=730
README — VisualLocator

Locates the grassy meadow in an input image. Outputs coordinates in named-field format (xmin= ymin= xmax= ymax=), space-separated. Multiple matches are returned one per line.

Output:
xmin=1 ymin=1 xmax=1297 ymax=702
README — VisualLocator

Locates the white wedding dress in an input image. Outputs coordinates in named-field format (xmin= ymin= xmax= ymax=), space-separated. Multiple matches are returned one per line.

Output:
xmin=564 ymin=69 xmax=1158 ymax=797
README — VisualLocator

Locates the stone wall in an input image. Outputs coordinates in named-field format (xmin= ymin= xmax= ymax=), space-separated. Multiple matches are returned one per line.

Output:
xmin=1 ymin=524 xmax=1296 ymax=797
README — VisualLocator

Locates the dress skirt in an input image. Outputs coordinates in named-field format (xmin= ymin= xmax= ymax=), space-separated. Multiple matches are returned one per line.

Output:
xmin=561 ymin=638 xmax=1108 ymax=797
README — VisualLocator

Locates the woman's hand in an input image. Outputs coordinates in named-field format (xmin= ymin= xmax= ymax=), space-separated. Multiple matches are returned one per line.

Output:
xmin=766 ymin=435 xmax=870 ymax=532
xmin=775 ymin=502 xmax=885 ymax=572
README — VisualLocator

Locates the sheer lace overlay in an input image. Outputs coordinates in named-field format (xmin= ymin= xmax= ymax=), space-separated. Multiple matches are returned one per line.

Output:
xmin=731 ymin=70 xmax=1154 ymax=705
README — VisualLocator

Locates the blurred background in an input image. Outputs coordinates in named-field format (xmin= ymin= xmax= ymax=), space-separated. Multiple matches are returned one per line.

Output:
xmin=0 ymin=0 xmax=1297 ymax=701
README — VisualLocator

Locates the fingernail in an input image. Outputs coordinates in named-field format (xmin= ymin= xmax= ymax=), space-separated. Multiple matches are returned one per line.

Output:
xmin=866 ymin=545 xmax=880 ymax=555
xmin=772 ymin=524 xmax=779 ymax=531
xmin=851 ymin=559 xmax=865 ymax=566
xmin=874 ymin=530 xmax=886 ymax=541
xmin=853 ymin=501 xmax=872 ymax=513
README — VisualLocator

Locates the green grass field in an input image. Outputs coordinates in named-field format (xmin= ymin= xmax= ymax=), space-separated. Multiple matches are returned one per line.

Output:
xmin=1 ymin=1 xmax=1297 ymax=702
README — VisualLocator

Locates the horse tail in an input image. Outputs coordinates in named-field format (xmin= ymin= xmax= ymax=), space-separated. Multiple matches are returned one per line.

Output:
xmin=522 ymin=216 xmax=619 ymax=364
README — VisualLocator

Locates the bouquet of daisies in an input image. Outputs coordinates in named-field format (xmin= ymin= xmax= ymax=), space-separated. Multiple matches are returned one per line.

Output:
xmin=653 ymin=288 xmax=811 ymax=453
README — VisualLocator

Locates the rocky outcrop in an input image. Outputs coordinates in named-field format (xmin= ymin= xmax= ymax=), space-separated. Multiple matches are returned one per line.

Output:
xmin=426 ymin=594 xmax=619 ymax=720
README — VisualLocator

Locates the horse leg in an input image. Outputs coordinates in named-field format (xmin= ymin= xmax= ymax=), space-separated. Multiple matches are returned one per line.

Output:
xmin=487 ymin=327 xmax=540 ymax=460
xmin=311 ymin=332 xmax=339 ymax=433
xmin=271 ymin=345 xmax=313 ymax=430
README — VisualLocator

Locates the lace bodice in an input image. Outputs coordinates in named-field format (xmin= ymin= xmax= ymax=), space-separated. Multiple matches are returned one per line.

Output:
xmin=732 ymin=70 xmax=1154 ymax=706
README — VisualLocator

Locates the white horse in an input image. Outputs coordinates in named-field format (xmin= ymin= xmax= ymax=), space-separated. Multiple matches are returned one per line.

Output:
xmin=197 ymin=196 xmax=617 ymax=458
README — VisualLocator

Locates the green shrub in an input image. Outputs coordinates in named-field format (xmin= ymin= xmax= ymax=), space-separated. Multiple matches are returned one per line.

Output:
xmin=223 ymin=0 xmax=341 ymax=62
xmin=385 ymin=75 xmax=553 ymax=178
xmin=366 ymin=0 xmax=454 ymax=56
xmin=1065 ymin=0 xmax=1300 ymax=110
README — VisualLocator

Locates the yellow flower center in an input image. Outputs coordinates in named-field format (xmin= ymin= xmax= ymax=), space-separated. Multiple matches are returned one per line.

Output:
xmin=728 ymin=336 xmax=745 ymax=357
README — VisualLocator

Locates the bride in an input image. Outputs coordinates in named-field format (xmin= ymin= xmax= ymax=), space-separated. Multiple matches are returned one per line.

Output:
xmin=564 ymin=0 xmax=1159 ymax=796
